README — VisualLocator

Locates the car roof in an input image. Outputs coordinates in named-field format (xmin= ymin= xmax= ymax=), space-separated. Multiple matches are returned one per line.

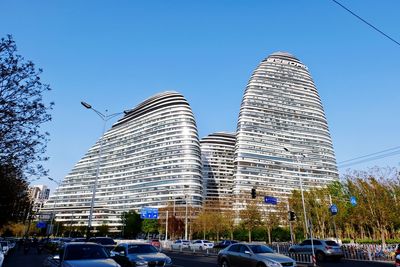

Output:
xmin=117 ymin=242 xmax=151 ymax=246
xmin=64 ymin=242 xmax=100 ymax=246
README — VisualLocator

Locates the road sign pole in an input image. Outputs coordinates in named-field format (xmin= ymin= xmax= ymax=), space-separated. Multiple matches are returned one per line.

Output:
xmin=165 ymin=210 xmax=168 ymax=242
xmin=287 ymin=202 xmax=294 ymax=244
xmin=329 ymin=195 xmax=338 ymax=241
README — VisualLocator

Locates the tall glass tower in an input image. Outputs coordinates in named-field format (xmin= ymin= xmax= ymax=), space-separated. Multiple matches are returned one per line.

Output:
xmin=44 ymin=91 xmax=202 ymax=231
xmin=234 ymin=52 xmax=338 ymax=203
xmin=200 ymin=132 xmax=236 ymax=211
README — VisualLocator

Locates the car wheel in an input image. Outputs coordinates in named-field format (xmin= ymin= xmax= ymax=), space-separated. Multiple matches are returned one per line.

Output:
xmin=256 ymin=263 xmax=266 ymax=267
xmin=221 ymin=259 xmax=230 ymax=267
xmin=316 ymin=251 xmax=325 ymax=262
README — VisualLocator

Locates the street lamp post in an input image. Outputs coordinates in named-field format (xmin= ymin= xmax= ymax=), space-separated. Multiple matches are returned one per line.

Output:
xmin=81 ymin=101 xmax=128 ymax=238
xmin=283 ymin=147 xmax=308 ymax=236
xmin=48 ymin=177 xmax=61 ymax=237
xmin=184 ymin=194 xmax=189 ymax=240
xmin=284 ymin=147 xmax=316 ymax=266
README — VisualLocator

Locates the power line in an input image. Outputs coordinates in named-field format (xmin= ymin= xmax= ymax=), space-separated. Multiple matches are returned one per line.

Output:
xmin=338 ymin=145 xmax=400 ymax=164
xmin=331 ymin=0 xmax=400 ymax=47
xmin=338 ymin=149 xmax=400 ymax=168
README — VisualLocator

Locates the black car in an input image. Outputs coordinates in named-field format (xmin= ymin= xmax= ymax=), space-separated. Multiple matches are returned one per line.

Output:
xmin=89 ymin=237 xmax=116 ymax=251
xmin=214 ymin=240 xmax=238 ymax=249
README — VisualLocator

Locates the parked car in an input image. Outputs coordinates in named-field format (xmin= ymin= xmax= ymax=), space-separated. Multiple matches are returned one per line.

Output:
xmin=214 ymin=240 xmax=238 ymax=249
xmin=43 ymin=242 xmax=120 ymax=267
xmin=0 ymin=246 xmax=4 ymax=267
xmin=189 ymin=240 xmax=214 ymax=250
xmin=0 ymin=242 xmax=10 ymax=256
xmin=171 ymin=240 xmax=190 ymax=250
xmin=89 ymin=237 xmax=116 ymax=251
xmin=218 ymin=243 xmax=297 ymax=267
xmin=288 ymin=239 xmax=343 ymax=261
xmin=395 ymin=244 xmax=400 ymax=266
xmin=111 ymin=243 xmax=172 ymax=267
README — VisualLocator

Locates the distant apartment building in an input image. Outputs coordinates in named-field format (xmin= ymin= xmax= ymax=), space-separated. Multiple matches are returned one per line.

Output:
xmin=233 ymin=52 xmax=338 ymax=206
xmin=29 ymin=185 xmax=50 ymax=214
xmin=44 ymin=92 xmax=203 ymax=230
xmin=200 ymin=132 xmax=236 ymax=211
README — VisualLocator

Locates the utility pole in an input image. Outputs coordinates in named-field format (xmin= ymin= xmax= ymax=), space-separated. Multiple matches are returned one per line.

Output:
xmin=165 ymin=210 xmax=168 ymax=242
xmin=287 ymin=201 xmax=294 ymax=244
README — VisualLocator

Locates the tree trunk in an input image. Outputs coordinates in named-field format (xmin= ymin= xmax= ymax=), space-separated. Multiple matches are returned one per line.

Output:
xmin=381 ymin=228 xmax=386 ymax=247
xmin=248 ymin=229 xmax=252 ymax=243
xmin=267 ymin=227 xmax=271 ymax=244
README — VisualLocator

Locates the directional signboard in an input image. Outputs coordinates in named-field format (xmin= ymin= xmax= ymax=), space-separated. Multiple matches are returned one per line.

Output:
xmin=329 ymin=204 xmax=338 ymax=215
xmin=264 ymin=196 xmax=278 ymax=205
xmin=140 ymin=207 xmax=159 ymax=219
xmin=36 ymin=221 xmax=47 ymax=229
xmin=350 ymin=196 xmax=357 ymax=206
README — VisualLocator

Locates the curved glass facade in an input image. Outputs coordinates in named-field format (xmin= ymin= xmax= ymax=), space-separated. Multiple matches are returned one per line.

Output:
xmin=234 ymin=52 xmax=338 ymax=202
xmin=200 ymin=132 xmax=236 ymax=211
xmin=44 ymin=91 xmax=202 ymax=230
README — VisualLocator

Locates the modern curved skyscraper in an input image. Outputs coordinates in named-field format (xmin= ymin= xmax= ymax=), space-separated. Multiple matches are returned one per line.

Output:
xmin=200 ymin=132 xmax=236 ymax=211
xmin=234 ymin=52 xmax=338 ymax=202
xmin=45 ymin=91 xmax=203 ymax=230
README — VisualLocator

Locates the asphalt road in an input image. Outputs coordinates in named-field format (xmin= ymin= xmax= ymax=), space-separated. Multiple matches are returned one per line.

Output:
xmin=3 ymin=248 xmax=395 ymax=267
xmin=164 ymin=251 xmax=395 ymax=267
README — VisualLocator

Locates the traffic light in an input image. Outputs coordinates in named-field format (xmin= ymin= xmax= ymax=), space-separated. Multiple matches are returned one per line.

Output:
xmin=288 ymin=211 xmax=296 ymax=221
xmin=251 ymin=188 xmax=256 ymax=199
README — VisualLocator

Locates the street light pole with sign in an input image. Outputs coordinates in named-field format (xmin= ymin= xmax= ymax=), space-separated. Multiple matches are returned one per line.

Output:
xmin=283 ymin=147 xmax=308 ymax=237
xmin=47 ymin=177 xmax=62 ymax=237
xmin=81 ymin=101 xmax=128 ymax=238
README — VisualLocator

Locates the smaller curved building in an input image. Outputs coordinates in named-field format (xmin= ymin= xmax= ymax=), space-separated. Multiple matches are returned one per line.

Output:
xmin=200 ymin=132 xmax=236 ymax=211
xmin=44 ymin=91 xmax=203 ymax=230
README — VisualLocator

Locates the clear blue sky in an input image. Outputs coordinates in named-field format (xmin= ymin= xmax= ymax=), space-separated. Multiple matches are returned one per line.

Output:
xmin=1 ymin=0 xmax=399 ymax=191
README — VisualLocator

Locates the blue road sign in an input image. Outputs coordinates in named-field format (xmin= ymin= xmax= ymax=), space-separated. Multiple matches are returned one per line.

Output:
xmin=140 ymin=207 xmax=159 ymax=219
xmin=36 ymin=221 xmax=47 ymax=229
xmin=330 ymin=204 xmax=338 ymax=215
xmin=350 ymin=196 xmax=357 ymax=206
xmin=264 ymin=196 xmax=278 ymax=205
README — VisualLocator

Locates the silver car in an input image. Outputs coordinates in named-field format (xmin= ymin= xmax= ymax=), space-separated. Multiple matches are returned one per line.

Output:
xmin=218 ymin=243 xmax=297 ymax=267
xmin=288 ymin=239 xmax=343 ymax=261
xmin=43 ymin=242 xmax=120 ymax=267
xmin=111 ymin=243 xmax=172 ymax=267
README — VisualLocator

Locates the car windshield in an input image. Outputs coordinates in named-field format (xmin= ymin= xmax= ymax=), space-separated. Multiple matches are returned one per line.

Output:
xmin=325 ymin=241 xmax=339 ymax=246
xmin=128 ymin=244 xmax=158 ymax=254
xmin=204 ymin=240 xmax=211 ymax=243
xmin=249 ymin=245 xmax=274 ymax=254
xmin=64 ymin=244 xmax=109 ymax=260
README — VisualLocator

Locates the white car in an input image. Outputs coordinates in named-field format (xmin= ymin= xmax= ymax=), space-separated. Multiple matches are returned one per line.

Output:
xmin=0 ymin=247 xmax=3 ymax=267
xmin=171 ymin=240 xmax=190 ymax=250
xmin=0 ymin=242 xmax=9 ymax=256
xmin=189 ymin=240 xmax=214 ymax=250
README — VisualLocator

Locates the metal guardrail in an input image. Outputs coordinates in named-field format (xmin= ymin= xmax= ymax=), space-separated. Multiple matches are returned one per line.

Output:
xmin=165 ymin=244 xmax=313 ymax=265
xmin=270 ymin=242 xmax=397 ymax=262
xmin=341 ymin=244 xmax=396 ymax=261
